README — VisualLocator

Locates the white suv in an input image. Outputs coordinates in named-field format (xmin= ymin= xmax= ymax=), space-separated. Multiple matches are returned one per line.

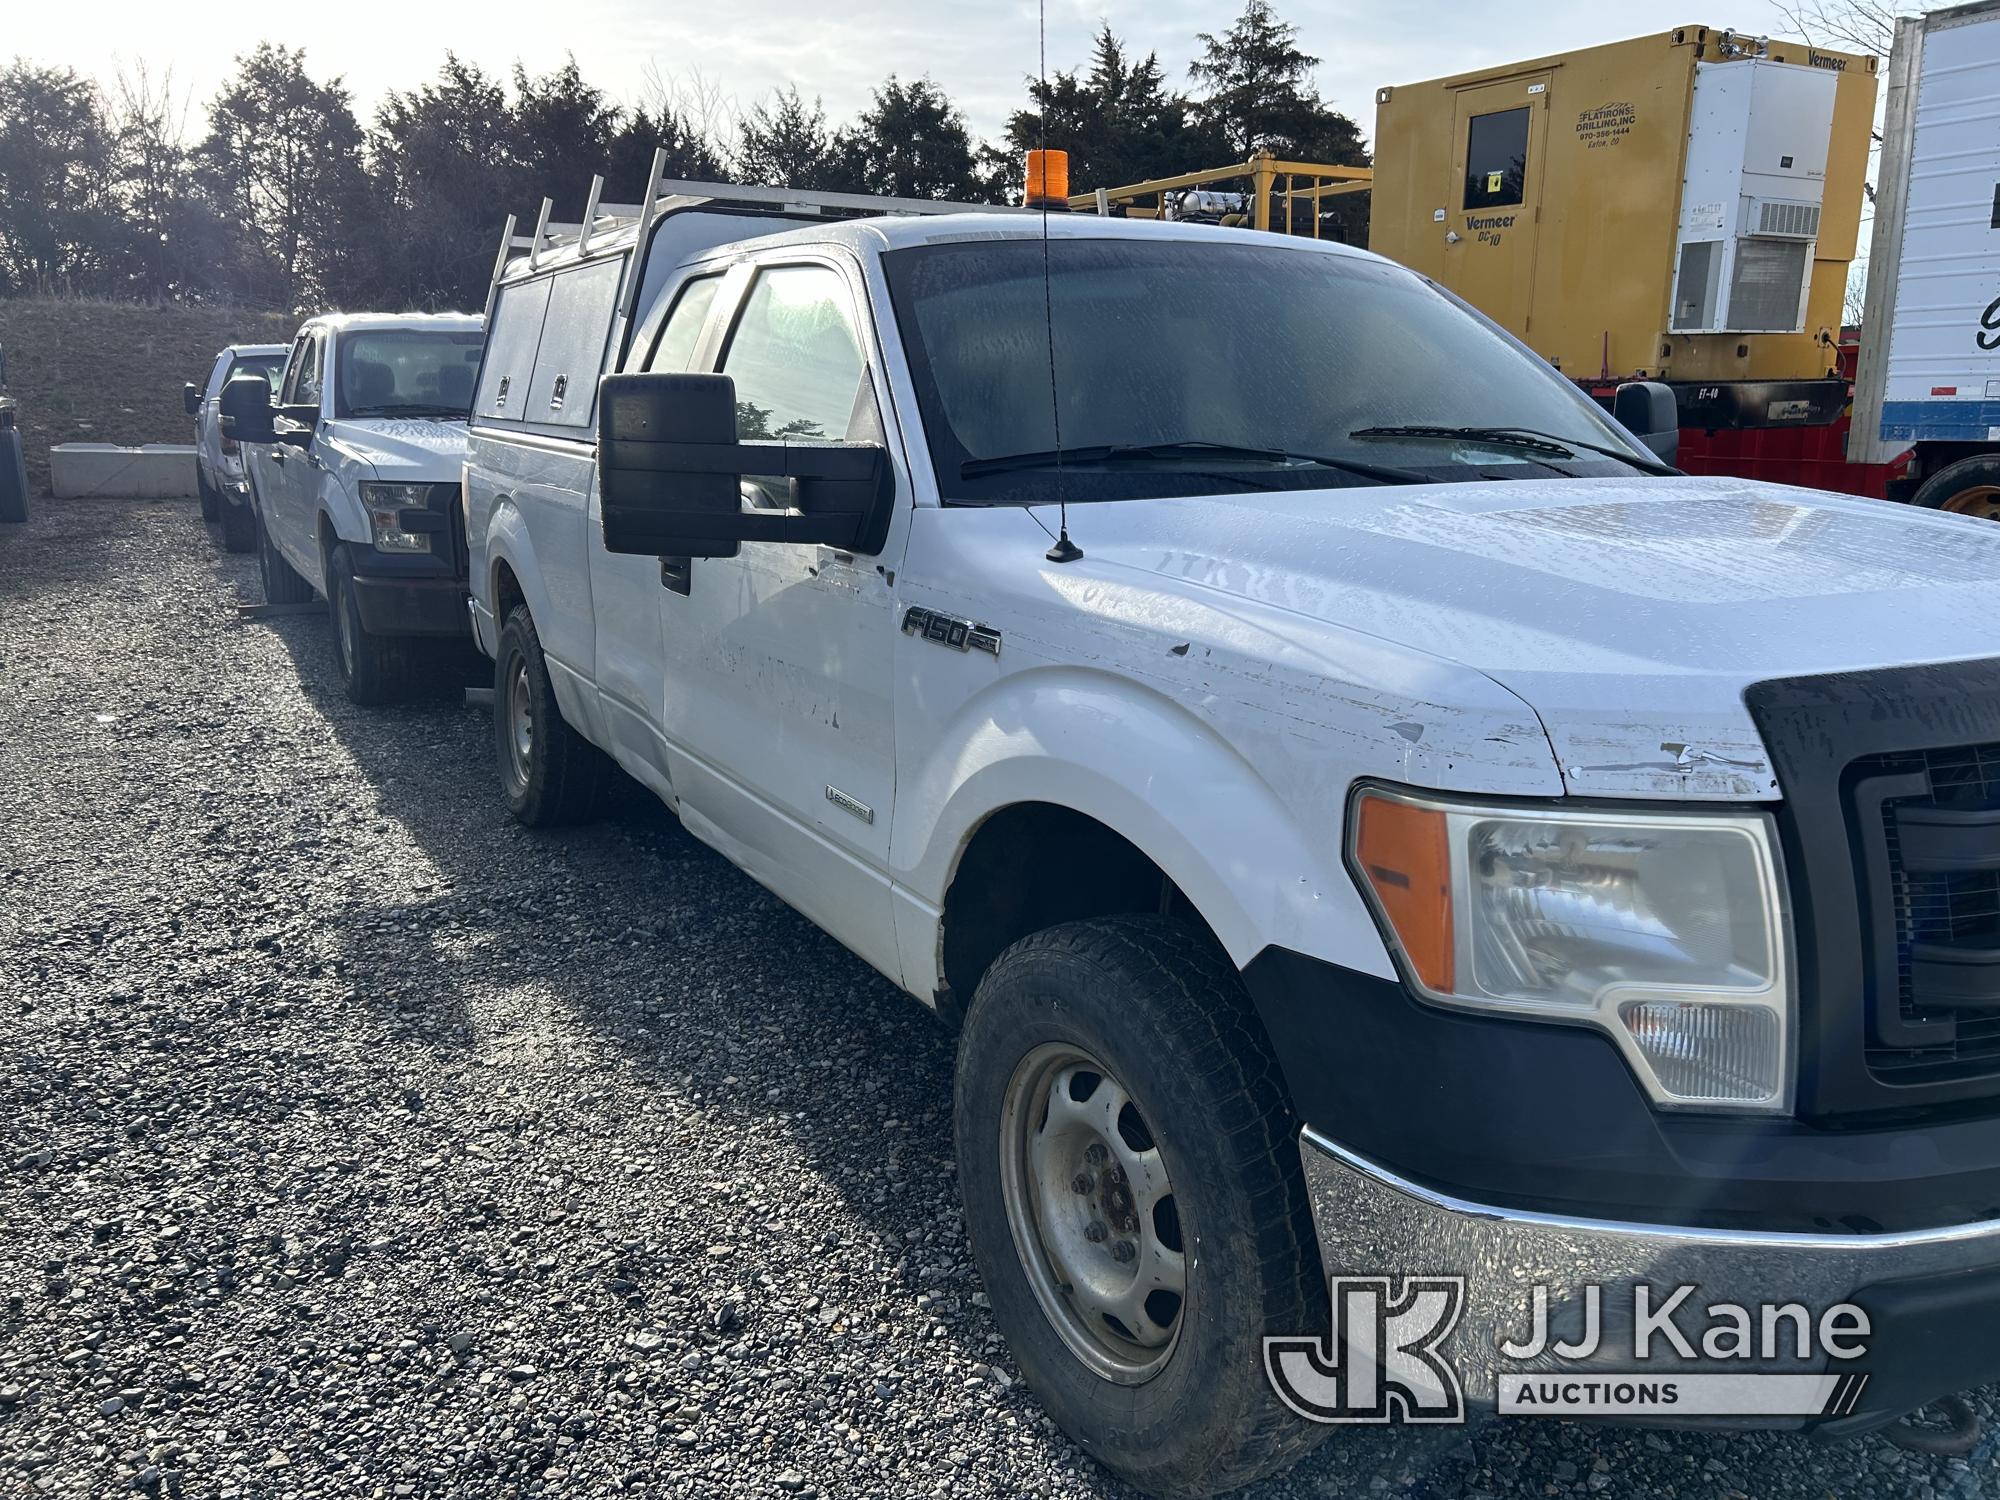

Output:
xmin=184 ymin=343 xmax=286 ymax=551
xmin=224 ymin=313 xmax=485 ymax=702
xmin=463 ymin=180 xmax=2000 ymax=1495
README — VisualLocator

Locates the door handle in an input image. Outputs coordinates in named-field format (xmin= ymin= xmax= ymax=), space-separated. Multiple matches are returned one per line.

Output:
xmin=660 ymin=556 xmax=691 ymax=596
xmin=270 ymin=449 xmax=287 ymax=463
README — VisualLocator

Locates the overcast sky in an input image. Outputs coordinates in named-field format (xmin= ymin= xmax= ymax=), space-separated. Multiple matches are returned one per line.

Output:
xmin=16 ymin=0 xmax=1812 ymax=148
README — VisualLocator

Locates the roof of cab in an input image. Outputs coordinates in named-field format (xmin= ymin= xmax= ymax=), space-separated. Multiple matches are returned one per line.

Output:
xmin=296 ymin=312 xmax=483 ymax=335
xmin=674 ymin=208 xmax=1386 ymax=271
xmin=224 ymin=343 xmax=289 ymax=357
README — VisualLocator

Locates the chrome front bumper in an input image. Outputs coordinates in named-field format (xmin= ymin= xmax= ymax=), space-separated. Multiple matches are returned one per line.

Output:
xmin=1298 ymin=1129 xmax=2000 ymax=1429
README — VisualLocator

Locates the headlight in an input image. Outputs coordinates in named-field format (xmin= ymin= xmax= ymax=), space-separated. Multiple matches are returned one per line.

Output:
xmin=360 ymin=482 xmax=434 ymax=553
xmin=1348 ymin=786 xmax=1791 ymax=1114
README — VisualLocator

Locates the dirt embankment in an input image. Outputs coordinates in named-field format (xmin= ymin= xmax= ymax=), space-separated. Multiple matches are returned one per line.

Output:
xmin=0 ymin=298 xmax=298 ymax=495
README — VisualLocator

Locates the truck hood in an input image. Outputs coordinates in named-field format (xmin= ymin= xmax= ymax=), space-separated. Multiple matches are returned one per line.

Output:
xmin=322 ymin=417 xmax=469 ymax=480
xmin=1033 ymin=474 xmax=2000 ymax=799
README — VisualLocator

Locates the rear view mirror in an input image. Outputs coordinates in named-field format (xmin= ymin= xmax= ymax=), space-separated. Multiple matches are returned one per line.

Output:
xmin=597 ymin=372 xmax=895 ymax=559
xmin=1613 ymin=379 xmax=1680 ymax=466
xmin=219 ymin=373 xmax=277 ymax=444
xmin=182 ymin=383 xmax=202 ymax=417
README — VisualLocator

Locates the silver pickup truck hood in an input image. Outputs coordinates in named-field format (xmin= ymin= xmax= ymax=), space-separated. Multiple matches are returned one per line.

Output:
xmin=1039 ymin=475 xmax=2000 ymax=799
xmin=322 ymin=417 xmax=469 ymax=480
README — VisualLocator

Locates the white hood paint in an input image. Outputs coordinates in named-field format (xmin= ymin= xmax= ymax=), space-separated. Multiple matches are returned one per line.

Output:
xmin=1033 ymin=475 xmax=2000 ymax=799
xmin=322 ymin=417 xmax=470 ymax=481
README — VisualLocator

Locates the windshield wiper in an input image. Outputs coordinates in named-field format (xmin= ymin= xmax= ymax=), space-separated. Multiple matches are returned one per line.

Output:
xmin=962 ymin=441 xmax=1423 ymax=486
xmin=1349 ymin=424 xmax=1676 ymax=476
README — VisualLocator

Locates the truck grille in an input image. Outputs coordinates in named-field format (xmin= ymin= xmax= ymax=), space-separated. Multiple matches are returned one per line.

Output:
xmin=426 ymin=482 xmax=469 ymax=581
xmin=1853 ymin=744 xmax=2000 ymax=1085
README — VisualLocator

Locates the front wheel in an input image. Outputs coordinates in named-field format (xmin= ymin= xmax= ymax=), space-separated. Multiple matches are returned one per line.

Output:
xmin=954 ymin=915 xmax=1327 ymax=1498
xmin=197 ymin=467 xmax=220 ymax=523
xmin=219 ymin=492 xmax=256 ymax=553
xmin=1911 ymin=453 xmax=2000 ymax=520
xmin=327 ymin=544 xmax=408 ymax=705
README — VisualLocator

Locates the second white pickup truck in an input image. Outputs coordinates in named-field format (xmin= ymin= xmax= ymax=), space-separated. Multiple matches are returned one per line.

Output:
xmin=223 ymin=312 xmax=485 ymax=702
xmin=463 ymin=177 xmax=2000 ymax=1495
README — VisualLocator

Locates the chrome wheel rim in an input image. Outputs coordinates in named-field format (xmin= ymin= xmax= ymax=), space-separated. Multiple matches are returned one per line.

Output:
xmin=999 ymin=1042 xmax=1186 ymax=1384
xmin=1942 ymin=485 xmax=2000 ymax=522
xmin=505 ymin=655 xmax=533 ymax=793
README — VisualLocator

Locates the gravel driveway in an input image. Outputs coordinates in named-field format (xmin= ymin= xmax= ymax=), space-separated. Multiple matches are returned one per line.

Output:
xmin=3 ymin=495 xmax=1997 ymax=1499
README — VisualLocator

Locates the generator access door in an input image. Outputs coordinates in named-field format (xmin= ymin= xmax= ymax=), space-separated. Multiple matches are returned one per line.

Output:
xmin=1442 ymin=73 xmax=1552 ymax=338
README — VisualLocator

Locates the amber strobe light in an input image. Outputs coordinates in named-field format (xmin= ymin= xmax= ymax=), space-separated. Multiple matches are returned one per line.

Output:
xmin=1025 ymin=149 xmax=1070 ymax=207
xmin=1353 ymin=791 xmax=1454 ymax=992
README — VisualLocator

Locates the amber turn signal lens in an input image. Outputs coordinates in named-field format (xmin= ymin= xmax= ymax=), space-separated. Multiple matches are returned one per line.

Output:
xmin=1025 ymin=149 xmax=1070 ymax=206
xmin=1354 ymin=793 xmax=1455 ymax=993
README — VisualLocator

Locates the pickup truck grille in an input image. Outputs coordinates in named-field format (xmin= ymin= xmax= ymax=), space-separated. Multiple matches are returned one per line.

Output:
xmin=1745 ymin=661 xmax=2000 ymax=1119
xmin=425 ymin=482 xmax=469 ymax=581
xmin=1853 ymin=743 xmax=2000 ymax=1085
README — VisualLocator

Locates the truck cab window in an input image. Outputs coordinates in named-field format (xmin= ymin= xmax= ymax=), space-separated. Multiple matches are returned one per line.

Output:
xmin=646 ymin=276 xmax=723 ymax=374
xmin=292 ymin=335 xmax=325 ymax=408
xmin=719 ymin=265 xmax=867 ymax=441
xmin=281 ymin=334 xmax=318 ymax=406
xmin=1464 ymin=107 xmax=1530 ymax=209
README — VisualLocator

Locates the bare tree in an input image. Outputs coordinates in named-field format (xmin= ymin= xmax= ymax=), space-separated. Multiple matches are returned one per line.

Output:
xmin=1772 ymin=0 xmax=1907 ymax=56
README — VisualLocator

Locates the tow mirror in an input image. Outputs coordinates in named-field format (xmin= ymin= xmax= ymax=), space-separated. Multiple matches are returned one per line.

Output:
xmin=182 ymin=382 xmax=202 ymax=417
xmin=219 ymin=373 xmax=277 ymax=444
xmin=597 ymin=372 xmax=895 ymax=559
xmin=1613 ymin=379 xmax=1680 ymax=466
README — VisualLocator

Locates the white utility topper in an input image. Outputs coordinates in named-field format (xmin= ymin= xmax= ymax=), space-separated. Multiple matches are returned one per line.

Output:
xmin=462 ymin=160 xmax=2000 ymax=1493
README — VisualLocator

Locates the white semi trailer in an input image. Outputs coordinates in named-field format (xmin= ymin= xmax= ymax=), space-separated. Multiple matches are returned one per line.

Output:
xmin=1849 ymin=0 xmax=2000 ymax=515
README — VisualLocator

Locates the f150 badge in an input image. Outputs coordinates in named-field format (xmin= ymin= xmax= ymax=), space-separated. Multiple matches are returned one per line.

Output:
xmin=901 ymin=606 xmax=1000 ymax=657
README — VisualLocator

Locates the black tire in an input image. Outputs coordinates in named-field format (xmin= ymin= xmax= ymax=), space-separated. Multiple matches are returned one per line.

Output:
xmin=494 ymin=605 xmax=604 ymax=826
xmin=219 ymin=491 xmax=256 ymax=553
xmin=327 ymin=543 xmax=408 ymax=706
xmin=953 ymin=915 xmax=1327 ymax=1499
xmin=197 ymin=467 xmax=220 ymax=523
xmin=1911 ymin=453 xmax=2000 ymax=521
xmin=256 ymin=507 xmax=314 ymax=604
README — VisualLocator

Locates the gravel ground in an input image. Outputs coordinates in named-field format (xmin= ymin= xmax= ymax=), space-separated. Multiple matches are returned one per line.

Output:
xmin=3 ymin=494 xmax=1998 ymax=1500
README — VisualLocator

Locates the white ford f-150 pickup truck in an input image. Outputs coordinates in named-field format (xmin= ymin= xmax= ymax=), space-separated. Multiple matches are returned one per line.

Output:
xmin=222 ymin=312 xmax=486 ymax=703
xmin=462 ymin=178 xmax=2000 ymax=1496
xmin=184 ymin=343 xmax=287 ymax=552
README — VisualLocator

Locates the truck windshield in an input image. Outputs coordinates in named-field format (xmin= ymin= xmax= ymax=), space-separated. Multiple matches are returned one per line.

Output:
xmin=336 ymin=329 xmax=486 ymax=418
xmin=228 ymin=354 xmax=285 ymax=391
xmin=883 ymin=237 xmax=1655 ymax=504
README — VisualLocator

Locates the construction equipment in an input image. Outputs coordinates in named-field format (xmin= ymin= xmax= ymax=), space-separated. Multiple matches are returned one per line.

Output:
xmin=1370 ymin=26 xmax=1877 ymax=441
xmin=1069 ymin=151 xmax=1372 ymax=237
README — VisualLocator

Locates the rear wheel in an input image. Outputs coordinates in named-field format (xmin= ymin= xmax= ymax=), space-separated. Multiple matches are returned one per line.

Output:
xmin=495 ymin=605 xmax=604 ymax=826
xmin=256 ymin=507 xmax=314 ymax=604
xmin=327 ymin=544 xmax=408 ymax=706
xmin=954 ymin=915 xmax=1327 ymax=1498
xmin=1912 ymin=454 xmax=2000 ymax=521
xmin=219 ymin=491 xmax=256 ymax=553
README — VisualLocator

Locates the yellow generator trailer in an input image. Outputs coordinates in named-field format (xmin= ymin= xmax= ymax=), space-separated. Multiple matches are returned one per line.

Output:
xmin=1370 ymin=26 xmax=1877 ymax=432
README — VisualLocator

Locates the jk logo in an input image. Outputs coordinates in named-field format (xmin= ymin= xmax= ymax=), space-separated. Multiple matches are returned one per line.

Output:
xmin=1265 ymin=1276 xmax=1467 ymax=1424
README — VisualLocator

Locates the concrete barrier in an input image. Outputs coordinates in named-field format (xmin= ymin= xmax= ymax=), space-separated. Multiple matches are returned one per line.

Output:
xmin=49 ymin=443 xmax=198 ymax=499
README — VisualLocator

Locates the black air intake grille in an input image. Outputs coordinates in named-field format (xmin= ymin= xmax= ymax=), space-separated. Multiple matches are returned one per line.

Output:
xmin=1852 ymin=743 xmax=2000 ymax=1085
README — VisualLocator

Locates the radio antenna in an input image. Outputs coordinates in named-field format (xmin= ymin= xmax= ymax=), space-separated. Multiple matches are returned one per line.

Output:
xmin=1038 ymin=0 xmax=1082 ymax=564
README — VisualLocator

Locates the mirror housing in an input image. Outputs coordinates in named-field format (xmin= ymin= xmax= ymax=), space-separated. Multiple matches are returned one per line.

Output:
xmin=219 ymin=373 xmax=277 ymax=444
xmin=1612 ymin=379 xmax=1680 ymax=466
xmin=598 ymin=372 xmax=895 ymax=559
xmin=182 ymin=382 xmax=202 ymax=417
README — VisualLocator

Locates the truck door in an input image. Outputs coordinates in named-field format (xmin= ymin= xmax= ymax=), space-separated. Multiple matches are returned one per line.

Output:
xmin=1442 ymin=73 xmax=1552 ymax=338
xmin=656 ymin=256 xmax=907 ymax=984
xmin=259 ymin=330 xmax=323 ymax=573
